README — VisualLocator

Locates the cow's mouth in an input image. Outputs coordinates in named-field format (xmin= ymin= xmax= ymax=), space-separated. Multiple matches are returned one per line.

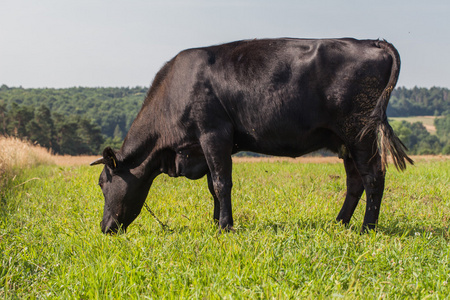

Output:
xmin=100 ymin=217 xmax=127 ymax=235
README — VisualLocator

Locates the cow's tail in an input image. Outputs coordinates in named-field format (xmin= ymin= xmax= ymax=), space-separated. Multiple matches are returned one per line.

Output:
xmin=358 ymin=40 xmax=414 ymax=172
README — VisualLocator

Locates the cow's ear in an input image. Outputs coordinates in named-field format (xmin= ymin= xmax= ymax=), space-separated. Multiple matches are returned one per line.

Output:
xmin=102 ymin=147 xmax=118 ymax=169
xmin=89 ymin=157 xmax=106 ymax=166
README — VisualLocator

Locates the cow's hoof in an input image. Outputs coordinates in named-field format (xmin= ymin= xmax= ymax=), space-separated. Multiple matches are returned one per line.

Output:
xmin=360 ymin=224 xmax=377 ymax=234
xmin=219 ymin=225 xmax=235 ymax=234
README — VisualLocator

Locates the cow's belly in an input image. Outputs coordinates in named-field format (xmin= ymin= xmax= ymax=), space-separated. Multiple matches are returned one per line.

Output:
xmin=233 ymin=127 xmax=342 ymax=157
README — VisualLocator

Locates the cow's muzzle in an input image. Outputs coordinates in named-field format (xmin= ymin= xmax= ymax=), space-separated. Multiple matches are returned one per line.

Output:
xmin=100 ymin=218 xmax=126 ymax=235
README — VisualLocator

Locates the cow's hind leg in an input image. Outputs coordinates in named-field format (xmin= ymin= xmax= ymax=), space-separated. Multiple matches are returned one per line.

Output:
xmin=350 ymin=139 xmax=386 ymax=233
xmin=336 ymin=155 xmax=365 ymax=226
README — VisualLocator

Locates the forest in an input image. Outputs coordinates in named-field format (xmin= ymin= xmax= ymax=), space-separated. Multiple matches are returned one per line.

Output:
xmin=0 ymin=84 xmax=449 ymax=155
xmin=388 ymin=86 xmax=450 ymax=117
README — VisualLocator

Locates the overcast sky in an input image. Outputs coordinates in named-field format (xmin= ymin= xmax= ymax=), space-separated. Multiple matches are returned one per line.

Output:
xmin=1 ymin=0 xmax=449 ymax=89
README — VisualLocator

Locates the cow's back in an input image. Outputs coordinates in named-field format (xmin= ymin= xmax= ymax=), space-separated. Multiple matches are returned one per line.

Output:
xmin=174 ymin=38 xmax=392 ymax=155
xmin=144 ymin=38 xmax=394 ymax=157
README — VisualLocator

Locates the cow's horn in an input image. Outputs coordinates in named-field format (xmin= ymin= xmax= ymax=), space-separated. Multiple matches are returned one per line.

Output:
xmin=90 ymin=157 xmax=106 ymax=166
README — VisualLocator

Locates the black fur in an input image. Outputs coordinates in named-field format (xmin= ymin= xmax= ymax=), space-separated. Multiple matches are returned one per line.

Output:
xmin=92 ymin=38 xmax=413 ymax=234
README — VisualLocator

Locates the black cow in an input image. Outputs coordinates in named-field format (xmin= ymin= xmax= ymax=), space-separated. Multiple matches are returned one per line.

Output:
xmin=91 ymin=38 xmax=413 ymax=234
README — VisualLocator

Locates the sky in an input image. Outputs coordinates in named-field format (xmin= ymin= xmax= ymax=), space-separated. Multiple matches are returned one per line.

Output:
xmin=1 ymin=0 xmax=449 ymax=89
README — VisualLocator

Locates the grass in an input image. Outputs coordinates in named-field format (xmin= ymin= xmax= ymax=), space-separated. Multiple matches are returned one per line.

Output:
xmin=0 ymin=136 xmax=55 ymax=187
xmin=1 ymin=159 xmax=449 ymax=298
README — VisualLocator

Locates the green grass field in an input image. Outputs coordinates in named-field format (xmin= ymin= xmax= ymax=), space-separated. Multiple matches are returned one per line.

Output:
xmin=1 ymin=160 xmax=449 ymax=298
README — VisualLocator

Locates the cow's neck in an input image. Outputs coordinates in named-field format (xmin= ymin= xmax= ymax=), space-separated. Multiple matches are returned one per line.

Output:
xmin=119 ymin=102 xmax=163 ymax=175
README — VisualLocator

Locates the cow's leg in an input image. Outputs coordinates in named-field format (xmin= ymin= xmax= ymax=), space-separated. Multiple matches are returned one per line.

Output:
xmin=207 ymin=172 xmax=220 ymax=224
xmin=200 ymin=135 xmax=234 ymax=231
xmin=207 ymin=156 xmax=233 ymax=230
xmin=350 ymin=142 xmax=386 ymax=233
xmin=336 ymin=155 xmax=365 ymax=225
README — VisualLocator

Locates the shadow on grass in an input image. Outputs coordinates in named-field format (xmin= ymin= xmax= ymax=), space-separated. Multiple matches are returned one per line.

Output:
xmin=234 ymin=217 xmax=362 ymax=235
xmin=234 ymin=216 xmax=449 ymax=241
xmin=378 ymin=217 xmax=450 ymax=240
xmin=134 ymin=214 xmax=449 ymax=241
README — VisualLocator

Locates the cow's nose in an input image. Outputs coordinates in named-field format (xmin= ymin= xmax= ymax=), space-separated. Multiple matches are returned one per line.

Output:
xmin=101 ymin=217 xmax=124 ymax=234
xmin=101 ymin=218 xmax=115 ymax=234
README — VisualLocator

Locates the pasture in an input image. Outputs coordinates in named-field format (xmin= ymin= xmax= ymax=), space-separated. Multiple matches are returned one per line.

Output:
xmin=1 ymin=158 xmax=449 ymax=298
xmin=389 ymin=116 xmax=439 ymax=134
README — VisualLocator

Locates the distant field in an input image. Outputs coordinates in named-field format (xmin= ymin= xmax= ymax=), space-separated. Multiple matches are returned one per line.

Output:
xmin=1 ymin=159 xmax=449 ymax=298
xmin=389 ymin=116 xmax=439 ymax=134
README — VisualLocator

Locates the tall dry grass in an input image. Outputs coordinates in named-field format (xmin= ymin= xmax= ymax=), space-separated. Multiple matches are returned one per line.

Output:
xmin=0 ymin=136 xmax=55 ymax=179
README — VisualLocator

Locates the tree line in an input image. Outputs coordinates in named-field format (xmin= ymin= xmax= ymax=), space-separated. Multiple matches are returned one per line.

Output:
xmin=0 ymin=84 xmax=449 ymax=155
xmin=388 ymin=86 xmax=450 ymax=117
xmin=391 ymin=116 xmax=450 ymax=155
xmin=0 ymin=85 xmax=145 ymax=138
xmin=0 ymin=85 xmax=146 ymax=154
xmin=0 ymin=102 xmax=104 ymax=155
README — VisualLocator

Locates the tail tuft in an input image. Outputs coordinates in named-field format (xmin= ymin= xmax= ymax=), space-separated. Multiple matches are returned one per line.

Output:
xmin=358 ymin=117 xmax=414 ymax=172
xmin=377 ymin=121 xmax=414 ymax=172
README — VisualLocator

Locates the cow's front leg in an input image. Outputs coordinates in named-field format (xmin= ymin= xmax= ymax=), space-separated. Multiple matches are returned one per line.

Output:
xmin=210 ymin=171 xmax=233 ymax=230
xmin=207 ymin=172 xmax=220 ymax=224
xmin=200 ymin=135 xmax=234 ymax=231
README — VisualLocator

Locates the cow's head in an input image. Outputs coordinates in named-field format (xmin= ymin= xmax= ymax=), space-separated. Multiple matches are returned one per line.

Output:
xmin=91 ymin=147 xmax=150 ymax=234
